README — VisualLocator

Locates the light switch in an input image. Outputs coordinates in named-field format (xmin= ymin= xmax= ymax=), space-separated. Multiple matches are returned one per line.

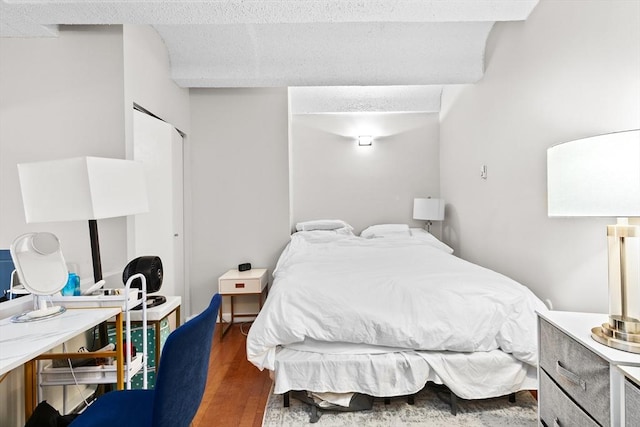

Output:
xmin=480 ymin=165 xmax=488 ymax=179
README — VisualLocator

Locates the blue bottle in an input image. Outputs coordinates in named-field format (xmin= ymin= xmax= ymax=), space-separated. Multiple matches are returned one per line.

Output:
xmin=62 ymin=272 xmax=80 ymax=296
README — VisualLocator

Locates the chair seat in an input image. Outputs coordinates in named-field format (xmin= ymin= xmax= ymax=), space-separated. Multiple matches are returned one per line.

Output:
xmin=69 ymin=390 xmax=155 ymax=427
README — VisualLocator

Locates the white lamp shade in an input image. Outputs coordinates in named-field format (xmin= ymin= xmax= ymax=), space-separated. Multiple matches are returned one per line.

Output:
xmin=413 ymin=198 xmax=445 ymax=221
xmin=547 ymin=129 xmax=640 ymax=217
xmin=18 ymin=157 xmax=149 ymax=223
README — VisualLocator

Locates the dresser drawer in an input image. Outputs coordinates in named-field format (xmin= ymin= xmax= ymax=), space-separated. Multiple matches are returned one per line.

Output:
xmin=626 ymin=378 xmax=640 ymax=426
xmin=219 ymin=277 xmax=265 ymax=294
xmin=539 ymin=370 xmax=599 ymax=427
xmin=539 ymin=318 xmax=610 ymax=426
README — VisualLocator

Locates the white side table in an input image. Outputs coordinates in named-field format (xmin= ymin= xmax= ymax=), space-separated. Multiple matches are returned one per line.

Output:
xmin=218 ymin=268 xmax=268 ymax=339
xmin=123 ymin=295 xmax=181 ymax=368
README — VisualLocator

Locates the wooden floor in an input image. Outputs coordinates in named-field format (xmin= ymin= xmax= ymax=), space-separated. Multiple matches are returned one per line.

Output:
xmin=192 ymin=323 xmax=272 ymax=427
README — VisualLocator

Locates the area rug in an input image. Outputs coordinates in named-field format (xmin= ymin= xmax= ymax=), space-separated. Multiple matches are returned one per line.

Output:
xmin=262 ymin=386 xmax=537 ymax=426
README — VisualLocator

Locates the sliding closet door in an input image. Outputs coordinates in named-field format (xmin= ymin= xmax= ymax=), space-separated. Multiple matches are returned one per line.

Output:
xmin=132 ymin=109 xmax=184 ymax=300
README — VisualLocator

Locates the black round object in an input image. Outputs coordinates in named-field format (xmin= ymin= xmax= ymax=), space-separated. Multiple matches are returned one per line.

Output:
xmin=122 ymin=256 xmax=163 ymax=293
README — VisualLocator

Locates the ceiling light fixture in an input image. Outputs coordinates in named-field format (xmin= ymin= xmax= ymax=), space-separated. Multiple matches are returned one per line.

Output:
xmin=358 ymin=136 xmax=373 ymax=146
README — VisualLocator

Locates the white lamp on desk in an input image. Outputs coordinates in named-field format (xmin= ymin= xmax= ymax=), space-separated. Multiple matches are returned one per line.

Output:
xmin=17 ymin=156 xmax=149 ymax=286
xmin=548 ymin=129 xmax=640 ymax=353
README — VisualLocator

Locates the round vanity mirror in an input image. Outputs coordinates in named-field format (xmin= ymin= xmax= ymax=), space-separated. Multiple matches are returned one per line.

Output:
xmin=10 ymin=232 xmax=68 ymax=322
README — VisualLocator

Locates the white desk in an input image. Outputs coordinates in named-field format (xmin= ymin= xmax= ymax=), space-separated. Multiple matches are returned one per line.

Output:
xmin=0 ymin=306 xmax=124 ymax=419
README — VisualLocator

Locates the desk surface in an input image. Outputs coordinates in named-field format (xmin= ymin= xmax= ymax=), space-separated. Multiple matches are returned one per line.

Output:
xmin=0 ymin=306 xmax=120 ymax=375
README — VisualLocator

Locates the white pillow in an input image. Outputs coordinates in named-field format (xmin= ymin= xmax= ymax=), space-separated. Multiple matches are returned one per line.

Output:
xmin=409 ymin=228 xmax=454 ymax=254
xmin=360 ymin=224 xmax=410 ymax=239
xmin=295 ymin=219 xmax=353 ymax=232
xmin=293 ymin=228 xmax=354 ymax=243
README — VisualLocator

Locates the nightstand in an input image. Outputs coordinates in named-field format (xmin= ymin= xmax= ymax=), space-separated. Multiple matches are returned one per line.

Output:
xmin=537 ymin=311 xmax=640 ymax=426
xmin=218 ymin=268 xmax=268 ymax=339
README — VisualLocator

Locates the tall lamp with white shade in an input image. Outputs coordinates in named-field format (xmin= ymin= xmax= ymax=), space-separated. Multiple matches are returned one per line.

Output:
xmin=547 ymin=129 xmax=640 ymax=353
xmin=413 ymin=198 xmax=445 ymax=233
xmin=17 ymin=156 xmax=149 ymax=288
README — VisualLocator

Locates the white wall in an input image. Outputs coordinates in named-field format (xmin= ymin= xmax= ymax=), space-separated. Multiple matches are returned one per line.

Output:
xmin=0 ymin=24 xmax=190 ymax=300
xmin=122 ymin=25 xmax=190 ymax=136
xmin=0 ymin=24 xmax=191 ymax=426
xmin=0 ymin=26 xmax=126 ymax=282
xmin=440 ymin=0 xmax=640 ymax=312
xmin=290 ymin=112 xmax=441 ymax=234
xmin=122 ymin=24 xmax=191 ymax=314
xmin=0 ymin=26 xmax=126 ymax=427
xmin=189 ymin=88 xmax=290 ymax=316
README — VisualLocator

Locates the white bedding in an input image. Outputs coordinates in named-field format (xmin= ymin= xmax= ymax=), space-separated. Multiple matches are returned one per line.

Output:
xmin=247 ymin=231 xmax=547 ymax=375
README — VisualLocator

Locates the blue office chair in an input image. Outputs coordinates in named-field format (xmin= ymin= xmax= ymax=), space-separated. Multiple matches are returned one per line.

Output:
xmin=70 ymin=293 xmax=221 ymax=427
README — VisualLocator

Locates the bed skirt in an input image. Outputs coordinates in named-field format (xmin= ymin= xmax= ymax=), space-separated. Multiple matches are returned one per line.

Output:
xmin=272 ymin=346 xmax=538 ymax=400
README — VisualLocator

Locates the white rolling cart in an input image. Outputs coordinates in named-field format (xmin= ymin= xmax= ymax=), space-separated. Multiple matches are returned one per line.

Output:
xmin=36 ymin=274 xmax=150 ymax=412
xmin=112 ymin=295 xmax=181 ymax=387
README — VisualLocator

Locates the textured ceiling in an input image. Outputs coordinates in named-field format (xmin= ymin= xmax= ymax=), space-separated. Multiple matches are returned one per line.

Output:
xmin=290 ymin=86 xmax=444 ymax=114
xmin=0 ymin=0 xmax=539 ymax=113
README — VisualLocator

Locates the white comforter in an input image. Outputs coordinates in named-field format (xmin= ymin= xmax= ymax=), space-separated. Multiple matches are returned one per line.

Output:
xmin=247 ymin=232 xmax=547 ymax=372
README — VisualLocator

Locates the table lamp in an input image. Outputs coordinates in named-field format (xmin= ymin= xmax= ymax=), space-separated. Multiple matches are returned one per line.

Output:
xmin=17 ymin=157 xmax=149 ymax=286
xmin=413 ymin=197 xmax=445 ymax=233
xmin=547 ymin=129 xmax=640 ymax=353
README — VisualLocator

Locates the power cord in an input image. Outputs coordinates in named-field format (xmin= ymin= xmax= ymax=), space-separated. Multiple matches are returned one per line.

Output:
xmin=62 ymin=343 xmax=90 ymax=408
xmin=239 ymin=321 xmax=254 ymax=336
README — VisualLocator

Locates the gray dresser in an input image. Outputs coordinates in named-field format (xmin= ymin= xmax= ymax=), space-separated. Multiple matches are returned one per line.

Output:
xmin=537 ymin=311 xmax=640 ymax=426
xmin=619 ymin=366 xmax=640 ymax=426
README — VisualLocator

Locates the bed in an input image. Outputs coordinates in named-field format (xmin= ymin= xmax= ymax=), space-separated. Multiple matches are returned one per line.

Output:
xmin=246 ymin=220 xmax=548 ymax=411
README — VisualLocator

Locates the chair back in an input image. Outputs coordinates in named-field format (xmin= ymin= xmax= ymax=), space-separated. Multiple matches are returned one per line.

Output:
xmin=152 ymin=293 xmax=221 ymax=427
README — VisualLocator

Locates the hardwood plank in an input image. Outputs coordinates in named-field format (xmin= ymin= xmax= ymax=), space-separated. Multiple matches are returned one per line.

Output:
xmin=193 ymin=323 xmax=272 ymax=427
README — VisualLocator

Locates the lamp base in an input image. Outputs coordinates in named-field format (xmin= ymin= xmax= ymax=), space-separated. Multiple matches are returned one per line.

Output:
xmin=591 ymin=317 xmax=640 ymax=354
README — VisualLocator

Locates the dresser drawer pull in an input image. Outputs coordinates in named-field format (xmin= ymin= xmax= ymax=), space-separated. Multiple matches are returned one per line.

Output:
xmin=556 ymin=361 xmax=586 ymax=390
xmin=554 ymin=417 xmax=561 ymax=427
